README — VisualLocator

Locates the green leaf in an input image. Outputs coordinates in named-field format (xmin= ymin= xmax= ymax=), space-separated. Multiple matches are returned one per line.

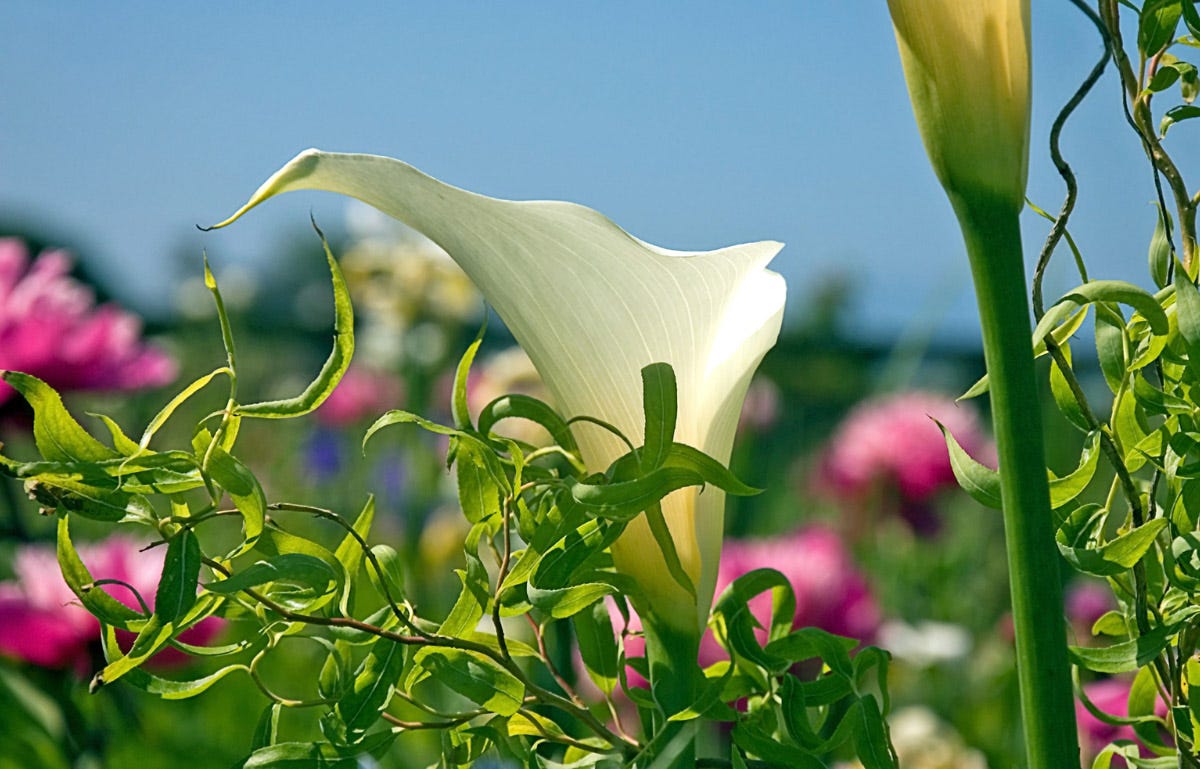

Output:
xmin=139 ymin=369 xmax=229 ymax=452
xmin=205 ymin=553 xmax=338 ymax=599
xmin=333 ymin=496 xmax=375 ymax=615
xmin=364 ymin=544 xmax=405 ymax=603
xmin=640 ymin=362 xmax=677 ymax=472
xmin=711 ymin=568 xmax=797 ymax=674
xmin=1175 ymin=262 xmax=1200 ymax=378
xmin=417 ymin=648 xmax=524 ymax=716
xmin=251 ymin=703 xmax=282 ymax=750
xmin=239 ymin=742 xmax=358 ymax=768
xmin=643 ymin=501 xmax=695 ymax=597
xmin=1049 ymin=431 xmax=1102 ymax=508
xmin=116 ymin=659 xmax=251 ymax=701
xmin=852 ymin=696 xmax=899 ymax=769
xmin=1147 ymin=62 xmax=1183 ymax=93
xmin=1140 ymin=0 xmax=1183 ymax=56
xmin=528 ymin=518 xmax=622 ymax=618
xmin=1049 ymin=342 xmax=1090 ymax=431
xmin=204 ymin=444 xmax=265 ymax=552
xmin=455 ymin=441 xmax=504 ymax=524
xmin=363 ymin=411 xmax=508 ymax=496
xmin=1166 ymin=532 xmax=1200 ymax=590
xmin=477 ymin=393 xmax=578 ymax=454
xmin=26 ymin=474 xmax=153 ymax=523
xmin=1094 ymin=302 xmax=1129 ymax=393
xmin=1034 ymin=281 xmax=1168 ymax=350
xmin=452 ymin=322 xmax=486 ymax=431
xmin=1 ymin=372 xmax=117 ymax=462
xmin=56 ymin=515 xmax=143 ymax=627
xmin=95 ymin=615 xmax=176 ymax=687
xmin=1133 ymin=372 xmax=1193 ymax=415
xmin=236 ymin=226 xmax=354 ymax=418
xmin=1056 ymin=505 xmax=1169 ymax=577
xmin=566 ymin=466 xmax=706 ymax=521
xmin=936 ymin=420 xmax=1000 ymax=508
xmin=1149 ymin=205 xmax=1174 ymax=289
xmin=334 ymin=635 xmax=406 ymax=744
xmin=155 ymin=529 xmax=201 ymax=623
xmin=659 ymin=443 xmax=760 ymax=496
xmin=573 ymin=599 xmax=619 ymax=696
xmin=1069 ymin=625 xmax=1174 ymax=674
xmin=92 ymin=413 xmax=140 ymax=455
xmin=1162 ymin=104 xmax=1200 ymax=135
xmin=438 ymin=522 xmax=492 ymax=637
xmin=1184 ymin=0 xmax=1200 ymax=37
xmin=763 ymin=627 xmax=858 ymax=679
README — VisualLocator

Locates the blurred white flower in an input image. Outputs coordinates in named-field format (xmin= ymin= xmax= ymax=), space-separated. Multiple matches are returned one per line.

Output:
xmin=878 ymin=619 xmax=972 ymax=667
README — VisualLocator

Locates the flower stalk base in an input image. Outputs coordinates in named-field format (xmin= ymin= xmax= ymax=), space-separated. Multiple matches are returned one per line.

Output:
xmin=953 ymin=194 xmax=1079 ymax=769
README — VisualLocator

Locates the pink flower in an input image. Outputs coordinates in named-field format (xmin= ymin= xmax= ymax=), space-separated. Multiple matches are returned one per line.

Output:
xmin=610 ymin=525 xmax=880 ymax=689
xmin=0 ymin=536 xmax=223 ymax=671
xmin=710 ymin=526 xmax=881 ymax=651
xmin=1076 ymin=677 xmax=1168 ymax=765
xmin=0 ymin=238 xmax=176 ymax=406
xmin=817 ymin=392 xmax=992 ymax=501
xmin=316 ymin=364 xmax=403 ymax=427
xmin=1066 ymin=580 xmax=1116 ymax=642
xmin=814 ymin=391 xmax=994 ymax=535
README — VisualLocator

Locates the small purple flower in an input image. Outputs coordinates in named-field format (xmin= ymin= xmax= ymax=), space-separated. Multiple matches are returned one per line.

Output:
xmin=0 ymin=239 xmax=176 ymax=405
xmin=0 ymin=536 xmax=223 ymax=672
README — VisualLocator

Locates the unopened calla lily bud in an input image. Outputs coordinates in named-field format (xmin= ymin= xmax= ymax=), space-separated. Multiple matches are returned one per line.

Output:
xmin=888 ymin=0 xmax=1031 ymax=213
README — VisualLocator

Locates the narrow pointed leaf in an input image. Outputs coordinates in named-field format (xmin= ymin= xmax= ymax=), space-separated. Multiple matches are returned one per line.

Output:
xmin=936 ymin=420 xmax=1001 ymax=508
xmin=237 ymin=231 xmax=354 ymax=418
xmin=155 ymin=529 xmax=201 ymax=623
xmin=640 ymin=362 xmax=677 ymax=471
xmin=417 ymin=648 xmax=524 ymax=716
xmin=1 ymin=372 xmax=117 ymax=462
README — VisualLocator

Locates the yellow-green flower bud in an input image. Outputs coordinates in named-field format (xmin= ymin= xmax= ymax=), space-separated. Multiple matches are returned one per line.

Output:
xmin=888 ymin=0 xmax=1031 ymax=213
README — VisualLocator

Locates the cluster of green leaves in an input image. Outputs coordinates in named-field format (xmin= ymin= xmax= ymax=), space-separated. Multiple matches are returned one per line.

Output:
xmin=0 ymin=226 xmax=896 ymax=768
xmin=939 ymin=3 xmax=1200 ymax=764
xmin=706 ymin=572 xmax=896 ymax=769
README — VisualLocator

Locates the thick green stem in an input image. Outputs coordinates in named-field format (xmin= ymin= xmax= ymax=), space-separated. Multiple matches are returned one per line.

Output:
xmin=952 ymin=196 xmax=1079 ymax=769
xmin=641 ymin=618 xmax=701 ymax=769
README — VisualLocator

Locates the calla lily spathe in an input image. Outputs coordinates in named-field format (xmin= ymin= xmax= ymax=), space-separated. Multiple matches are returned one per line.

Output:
xmin=888 ymin=0 xmax=1031 ymax=213
xmin=212 ymin=150 xmax=786 ymax=632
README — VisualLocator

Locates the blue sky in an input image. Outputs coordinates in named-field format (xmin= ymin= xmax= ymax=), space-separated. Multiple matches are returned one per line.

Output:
xmin=2 ymin=2 xmax=1192 ymax=343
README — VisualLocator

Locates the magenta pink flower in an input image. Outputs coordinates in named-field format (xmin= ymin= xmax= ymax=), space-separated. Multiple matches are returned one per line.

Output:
xmin=0 ymin=238 xmax=176 ymax=406
xmin=708 ymin=526 xmax=880 ymax=655
xmin=609 ymin=525 xmax=880 ymax=690
xmin=817 ymin=391 xmax=993 ymax=502
xmin=316 ymin=364 xmax=403 ymax=427
xmin=0 ymin=536 xmax=223 ymax=671
xmin=1076 ymin=677 xmax=1168 ymax=765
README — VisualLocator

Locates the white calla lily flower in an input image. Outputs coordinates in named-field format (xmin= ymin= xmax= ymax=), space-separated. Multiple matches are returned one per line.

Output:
xmin=213 ymin=150 xmax=786 ymax=631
